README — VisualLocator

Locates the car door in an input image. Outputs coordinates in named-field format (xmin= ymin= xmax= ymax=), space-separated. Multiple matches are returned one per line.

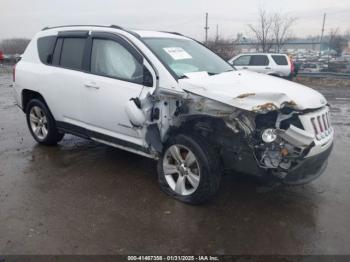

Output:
xmin=44 ymin=31 xmax=89 ymax=126
xmin=231 ymin=55 xmax=251 ymax=70
xmin=248 ymin=55 xmax=271 ymax=73
xmin=81 ymin=32 xmax=156 ymax=146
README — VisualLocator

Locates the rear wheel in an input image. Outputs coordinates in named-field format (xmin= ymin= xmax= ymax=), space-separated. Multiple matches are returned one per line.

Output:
xmin=26 ymin=99 xmax=64 ymax=145
xmin=157 ymin=134 xmax=221 ymax=204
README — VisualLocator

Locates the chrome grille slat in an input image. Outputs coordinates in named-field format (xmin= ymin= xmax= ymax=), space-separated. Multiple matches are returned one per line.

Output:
xmin=322 ymin=114 xmax=328 ymax=130
xmin=308 ymin=109 xmax=332 ymax=140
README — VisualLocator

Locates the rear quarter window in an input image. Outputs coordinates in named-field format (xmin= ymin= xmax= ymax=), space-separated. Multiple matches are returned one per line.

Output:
xmin=59 ymin=38 xmax=86 ymax=70
xmin=272 ymin=55 xmax=288 ymax=65
xmin=37 ymin=36 xmax=56 ymax=64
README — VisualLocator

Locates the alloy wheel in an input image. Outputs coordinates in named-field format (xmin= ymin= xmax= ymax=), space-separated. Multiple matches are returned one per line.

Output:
xmin=163 ymin=144 xmax=201 ymax=196
xmin=29 ymin=106 xmax=48 ymax=140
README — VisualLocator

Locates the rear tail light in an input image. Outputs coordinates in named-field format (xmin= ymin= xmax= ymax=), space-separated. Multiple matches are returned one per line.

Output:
xmin=13 ymin=64 xmax=16 ymax=82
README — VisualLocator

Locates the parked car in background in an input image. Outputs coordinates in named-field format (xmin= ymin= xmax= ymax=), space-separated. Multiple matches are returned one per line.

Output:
xmin=299 ymin=63 xmax=321 ymax=73
xmin=228 ymin=53 xmax=294 ymax=80
xmin=0 ymin=50 xmax=4 ymax=64
xmin=13 ymin=25 xmax=333 ymax=204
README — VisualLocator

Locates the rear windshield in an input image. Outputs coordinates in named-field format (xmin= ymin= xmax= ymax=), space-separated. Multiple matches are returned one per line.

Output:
xmin=37 ymin=36 xmax=56 ymax=64
xmin=272 ymin=55 xmax=288 ymax=65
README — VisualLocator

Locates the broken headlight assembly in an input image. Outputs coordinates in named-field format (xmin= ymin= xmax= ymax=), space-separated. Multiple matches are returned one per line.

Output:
xmin=261 ymin=128 xmax=277 ymax=143
xmin=252 ymin=111 xmax=304 ymax=172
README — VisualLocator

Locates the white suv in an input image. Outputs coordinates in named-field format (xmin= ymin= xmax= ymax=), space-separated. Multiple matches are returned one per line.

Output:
xmin=229 ymin=53 xmax=294 ymax=80
xmin=13 ymin=25 xmax=333 ymax=204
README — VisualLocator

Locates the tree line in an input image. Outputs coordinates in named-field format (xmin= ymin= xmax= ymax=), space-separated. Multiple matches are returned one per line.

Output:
xmin=207 ymin=7 xmax=349 ymax=60
xmin=0 ymin=38 xmax=31 ymax=55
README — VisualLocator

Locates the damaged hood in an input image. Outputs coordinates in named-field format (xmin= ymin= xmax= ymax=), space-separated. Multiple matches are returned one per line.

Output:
xmin=179 ymin=70 xmax=327 ymax=111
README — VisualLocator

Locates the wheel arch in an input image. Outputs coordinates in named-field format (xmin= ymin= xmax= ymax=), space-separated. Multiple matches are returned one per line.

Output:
xmin=22 ymin=89 xmax=47 ymax=113
xmin=164 ymin=114 xmax=224 ymax=142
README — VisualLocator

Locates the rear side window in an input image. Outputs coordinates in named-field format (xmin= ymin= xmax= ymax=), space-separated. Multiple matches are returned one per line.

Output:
xmin=37 ymin=36 xmax=56 ymax=64
xmin=59 ymin=38 xmax=86 ymax=70
xmin=272 ymin=55 xmax=288 ymax=65
xmin=233 ymin=55 xmax=250 ymax=66
xmin=249 ymin=55 xmax=269 ymax=66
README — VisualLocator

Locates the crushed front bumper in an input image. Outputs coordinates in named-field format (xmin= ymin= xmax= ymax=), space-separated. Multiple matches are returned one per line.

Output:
xmin=280 ymin=142 xmax=333 ymax=185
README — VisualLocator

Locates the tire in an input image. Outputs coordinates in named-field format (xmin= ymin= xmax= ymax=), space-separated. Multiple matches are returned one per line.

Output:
xmin=26 ymin=99 xmax=64 ymax=145
xmin=157 ymin=134 xmax=222 ymax=204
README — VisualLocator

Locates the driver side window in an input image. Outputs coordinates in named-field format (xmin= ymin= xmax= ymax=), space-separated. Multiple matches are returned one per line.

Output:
xmin=90 ymin=39 xmax=143 ymax=84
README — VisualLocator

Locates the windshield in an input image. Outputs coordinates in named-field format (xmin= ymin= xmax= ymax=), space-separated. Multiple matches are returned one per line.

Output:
xmin=143 ymin=37 xmax=233 ymax=78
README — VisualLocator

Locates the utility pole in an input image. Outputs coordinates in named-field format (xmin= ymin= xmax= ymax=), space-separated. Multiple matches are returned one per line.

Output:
xmin=215 ymin=24 xmax=219 ymax=42
xmin=320 ymin=13 xmax=326 ymax=56
xmin=204 ymin=12 xmax=209 ymax=44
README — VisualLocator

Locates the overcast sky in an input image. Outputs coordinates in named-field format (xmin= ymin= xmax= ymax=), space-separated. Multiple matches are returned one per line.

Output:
xmin=1 ymin=0 xmax=350 ymax=41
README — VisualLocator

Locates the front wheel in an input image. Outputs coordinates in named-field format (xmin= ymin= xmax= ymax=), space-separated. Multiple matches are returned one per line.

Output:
xmin=26 ymin=99 xmax=64 ymax=145
xmin=157 ymin=134 xmax=222 ymax=204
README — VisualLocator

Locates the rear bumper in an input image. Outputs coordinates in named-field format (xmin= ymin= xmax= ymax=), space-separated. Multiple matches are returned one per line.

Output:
xmin=280 ymin=142 xmax=333 ymax=185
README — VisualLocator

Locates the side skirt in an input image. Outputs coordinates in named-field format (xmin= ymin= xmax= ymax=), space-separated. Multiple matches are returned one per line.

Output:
xmin=56 ymin=121 xmax=156 ymax=159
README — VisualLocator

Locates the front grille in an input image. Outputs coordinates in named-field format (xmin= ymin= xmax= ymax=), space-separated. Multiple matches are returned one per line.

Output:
xmin=310 ymin=111 xmax=332 ymax=140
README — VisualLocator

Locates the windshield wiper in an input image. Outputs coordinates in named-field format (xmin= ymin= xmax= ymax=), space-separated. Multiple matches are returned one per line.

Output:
xmin=207 ymin=70 xmax=233 ymax=76
xmin=178 ymin=75 xmax=188 ymax=79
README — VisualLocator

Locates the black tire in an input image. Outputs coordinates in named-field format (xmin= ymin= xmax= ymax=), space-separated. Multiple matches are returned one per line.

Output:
xmin=157 ymin=134 xmax=222 ymax=204
xmin=25 ymin=99 xmax=64 ymax=145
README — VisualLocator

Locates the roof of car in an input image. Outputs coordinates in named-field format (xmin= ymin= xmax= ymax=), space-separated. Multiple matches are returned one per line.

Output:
xmin=40 ymin=25 xmax=188 ymax=39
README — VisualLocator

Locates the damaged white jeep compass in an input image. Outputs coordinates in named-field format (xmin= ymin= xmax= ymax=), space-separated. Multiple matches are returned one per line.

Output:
xmin=13 ymin=25 xmax=333 ymax=204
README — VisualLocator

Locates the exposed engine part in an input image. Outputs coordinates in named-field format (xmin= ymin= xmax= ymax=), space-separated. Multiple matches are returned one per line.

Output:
xmin=258 ymin=141 xmax=295 ymax=170
xmin=226 ymin=113 xmax=255 ymax=137
xmin=253 ymin=121 xmax=316 ymax=170
xmin=275 ymin=111 xmax=296 ymax=129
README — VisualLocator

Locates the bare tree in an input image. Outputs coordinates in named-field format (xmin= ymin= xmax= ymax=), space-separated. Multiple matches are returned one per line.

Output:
xmin=272 ymin=13 xmax=296 ymax=52
xmin=0 ymin=38 xmax=30 ymax=54
xmin=248 ymin=7 xmax=273 ymax=52
xmin=328 ymin=28 xmax=348 ymax=56
xmin=206 ymin=36 xmax=239 ymax=60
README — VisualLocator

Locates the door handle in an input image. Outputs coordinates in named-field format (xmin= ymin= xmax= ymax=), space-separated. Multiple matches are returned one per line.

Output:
xmin=242 ymin=67 xmax=248 ymax=69
xmin=265 ymin=67 xmax=271 ymax=69
xmin=84 ymin=82 xmax=100 ymax=90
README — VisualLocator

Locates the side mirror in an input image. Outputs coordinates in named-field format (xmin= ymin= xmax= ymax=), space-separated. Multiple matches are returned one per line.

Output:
xmin=143 ymin=66 xmax=153 ymax=87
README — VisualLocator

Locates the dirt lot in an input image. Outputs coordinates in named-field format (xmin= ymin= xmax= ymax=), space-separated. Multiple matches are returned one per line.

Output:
xmin=1 ymin=72 xmax=350 ymax=255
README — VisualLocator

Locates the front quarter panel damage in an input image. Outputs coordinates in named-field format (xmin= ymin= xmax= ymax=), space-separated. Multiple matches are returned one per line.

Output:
xmin=161 ymin=92 xmax=325 ymax=182
xmin=131 ymin=86 xmax=330 ymax=185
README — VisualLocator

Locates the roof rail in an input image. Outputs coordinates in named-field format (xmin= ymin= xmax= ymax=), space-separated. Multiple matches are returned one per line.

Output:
xmin=41 ymin=24 xmax=140 ymax=38
xmin=41 ymin=24 xmax=124 ymax=31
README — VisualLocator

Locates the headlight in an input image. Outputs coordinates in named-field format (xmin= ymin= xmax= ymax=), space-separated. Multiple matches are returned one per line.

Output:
xmin=262 ymin=128 xmax=277 ymax=143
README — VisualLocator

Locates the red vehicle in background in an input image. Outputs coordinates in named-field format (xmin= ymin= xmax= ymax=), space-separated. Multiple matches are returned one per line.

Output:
xmin=0 ymin=50 xmax=4 ymax=63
